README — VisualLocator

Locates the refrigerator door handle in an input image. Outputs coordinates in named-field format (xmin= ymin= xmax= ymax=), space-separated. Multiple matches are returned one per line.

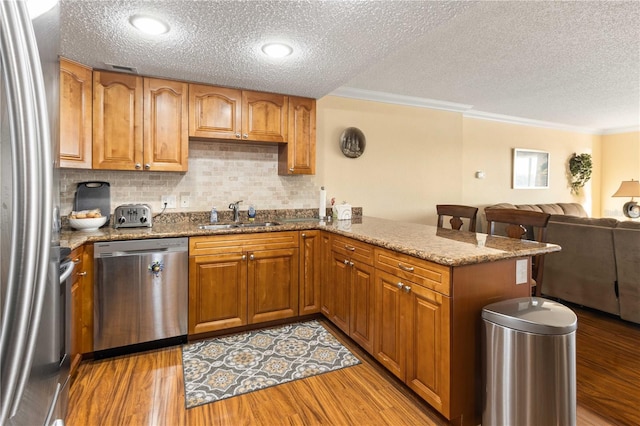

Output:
xmin=0 ymin=1 xmax=54 ymax=422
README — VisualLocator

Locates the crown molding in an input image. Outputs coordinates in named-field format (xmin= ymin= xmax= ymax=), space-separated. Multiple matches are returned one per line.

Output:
xmin=462 ymin=110 xmax=600 ymax=134
xmin=329 ymin=87 xmax=472 ymax=113
xmin=328 ymin=87 xmax=638 ymax=135
xmin=600 ymin=125 xmax=640 ymax=135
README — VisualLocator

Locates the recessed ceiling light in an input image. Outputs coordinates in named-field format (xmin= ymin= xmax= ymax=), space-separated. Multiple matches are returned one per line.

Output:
xmin=261 ymin=43 xmax=293 ymax=58
xmin=129 ymin=15 xmax=169 ymax=35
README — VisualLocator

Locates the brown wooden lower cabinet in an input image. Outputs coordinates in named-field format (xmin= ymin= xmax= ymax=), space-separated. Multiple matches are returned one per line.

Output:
xmin=188 ymin=232 xmax=299 ymax=336
xmin=375 ymin=269 xmax=451 ymax=415
xmin=69 ymin=246 xmax=84 ymax=377
xmin=324 ymin=236 xmax=376 ymax=354
xmin=299 ymin=230 xmax=322 ymax=314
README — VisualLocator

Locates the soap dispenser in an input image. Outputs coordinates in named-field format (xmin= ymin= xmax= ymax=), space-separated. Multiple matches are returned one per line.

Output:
xmin=210 ymin=207 xmax=218 ymax=223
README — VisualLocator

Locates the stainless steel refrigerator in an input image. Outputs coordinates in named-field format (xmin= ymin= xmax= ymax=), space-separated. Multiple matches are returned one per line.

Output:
xmin=1 ymin=1 xmax=69 ymax=425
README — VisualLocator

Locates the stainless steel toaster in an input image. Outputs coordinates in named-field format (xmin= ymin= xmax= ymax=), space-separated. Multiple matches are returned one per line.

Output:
xmin=114 ymin=204 xmax=152 ymax=228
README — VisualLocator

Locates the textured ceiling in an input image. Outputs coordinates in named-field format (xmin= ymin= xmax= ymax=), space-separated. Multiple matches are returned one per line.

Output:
xmin=60 ymin=0 xmax=640 ymax=133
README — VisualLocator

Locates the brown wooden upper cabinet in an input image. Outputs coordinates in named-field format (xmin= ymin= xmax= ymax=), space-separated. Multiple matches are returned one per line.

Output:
xmin=189 ymin=83 xmax=287 ymax=143
xmin=93 ymin=71 xmax=188 ymax=172
xmin=60 ymin=58 xmax=93 ymax=169
xmin=279 ymin=97 xmax=316 ymax=175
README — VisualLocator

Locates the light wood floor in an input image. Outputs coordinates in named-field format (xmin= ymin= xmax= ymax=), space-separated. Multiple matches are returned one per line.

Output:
xmin=67 ymin=308 xmax=639 ymax=426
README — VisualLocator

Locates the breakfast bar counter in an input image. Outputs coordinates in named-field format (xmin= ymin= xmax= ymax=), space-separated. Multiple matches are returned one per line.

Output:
xmin=61 ymin=215 xmax=559 ymax=266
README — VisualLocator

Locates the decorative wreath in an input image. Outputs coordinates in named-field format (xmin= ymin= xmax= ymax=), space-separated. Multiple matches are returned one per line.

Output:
xmin=568 ymin=153 xmax=592 ymax=195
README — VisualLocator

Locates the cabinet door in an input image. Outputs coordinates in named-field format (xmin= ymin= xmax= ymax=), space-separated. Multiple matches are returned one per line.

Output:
xmin=188 ymin=84 xmax=241 ymax=140
xmin=247 ymin=248 xmax=299 ymax=324
xmin=374 ymin=269 xmax=406 ymax=381
xmin=69 ymin=246 xmax=84 ymax=377
xmin=242 ymin=91 xmax=287 ymax=142
xmin=349 ymin=261 xmax=375 ymax=354
xmin=93 ymin=71 xmax=143 ymax=170
xmin=80 ymin=244 xmax=94 ymax=354
xmin=299 ymin=230 xmax=321 ymax=314
xmin=278 ymin=96 xmax=316 ymax=175
xmin=60 ymin=58 xmax=92 ymax=169
xmin=328 ymin=251 xmax=351 ymax=335
xmin=143 ymin=78 xmax=188 ymax=171
xmin=188 ymin=253 xmax=247 ymax=334
xmin=320 ymin=233 xmax=333 ymax=317
xmin=405 ymin=284 xmax=451 ymax=415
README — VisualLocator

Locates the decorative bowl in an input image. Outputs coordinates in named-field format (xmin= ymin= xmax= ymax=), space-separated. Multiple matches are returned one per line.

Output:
xmin=69 ymin=216 xmax=108 ymax=231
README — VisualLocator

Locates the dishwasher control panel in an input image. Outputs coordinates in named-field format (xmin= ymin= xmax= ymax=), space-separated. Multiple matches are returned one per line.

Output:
xmin=114 ymin=204 xmax=152 ymax=228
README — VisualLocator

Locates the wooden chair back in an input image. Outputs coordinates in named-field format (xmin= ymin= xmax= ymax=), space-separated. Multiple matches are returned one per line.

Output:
xmin=436 ymin=205 xmax=478 ymax=232
xmin=485 ymin=208 xmax=551 ymax=296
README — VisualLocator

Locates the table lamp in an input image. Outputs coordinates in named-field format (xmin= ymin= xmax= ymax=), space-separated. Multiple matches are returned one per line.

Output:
xmin=612 ymin=179 xmax=640 ymax=218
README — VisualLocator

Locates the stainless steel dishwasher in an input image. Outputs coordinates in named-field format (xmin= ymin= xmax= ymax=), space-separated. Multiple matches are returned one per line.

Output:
xmin=93 ymin=238 xmax=188 ymax=355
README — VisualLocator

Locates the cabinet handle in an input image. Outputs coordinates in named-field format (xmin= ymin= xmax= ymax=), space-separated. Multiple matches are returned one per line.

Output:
xmin=403 ymin=285 xmax=412 ymax=293
xmin=241 ymin=254 xmax=247 ymax=260
xmin=301 ymin=233 xmax=306 ymax=238
xmin=144 ymin=163 xmax=150 ymax=170
xmin=243 ymin=133 xmax=248 ymax=139
xmin=349 ymin=261 xmax=354 ymax=267
xmin=396 ymin=282 xmax=404 ymax=289
xmin=77 ymin=271 xmax=87 ymax=276
xmin=235 ymin=133 xmax=241 ymax=139
xmin=344 ymin=259 xmax=349 ymax=265
xmin=73 ymin=258 xmax=81 ymax=264
xmin=289 ymin=168 xmax=294 ymax=172
xmin=345 ymin=245 xmax=356 ymax=251
xmin=249 ymin=254 xmax=255 ymax=260
xmin=135 ymin=163 xmax=142 ymax=169
xmin=398 ymin=263 xmax=414 ymax=272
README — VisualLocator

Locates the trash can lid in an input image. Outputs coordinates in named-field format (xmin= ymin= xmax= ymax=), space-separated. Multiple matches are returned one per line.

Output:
xmin=482 ymin=297 xmax=577 ymax=335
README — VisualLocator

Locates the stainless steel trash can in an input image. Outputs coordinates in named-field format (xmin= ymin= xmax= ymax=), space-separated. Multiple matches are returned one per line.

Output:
xmin=482 ymin=297 xmax=577 ymax=426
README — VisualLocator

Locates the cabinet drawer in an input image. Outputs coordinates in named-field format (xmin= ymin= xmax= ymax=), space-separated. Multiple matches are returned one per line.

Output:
xmin=190 ymin=231 xmax=299 ymax=256
xmin=332 ymin=236 xmax=374 ymax=266
xmin=375 ymin=248 xmax=450 ymax=296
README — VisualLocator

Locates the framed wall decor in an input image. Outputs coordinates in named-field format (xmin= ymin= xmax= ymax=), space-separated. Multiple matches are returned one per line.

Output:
xmin=513 ymin=148 xmax=550 ymax=189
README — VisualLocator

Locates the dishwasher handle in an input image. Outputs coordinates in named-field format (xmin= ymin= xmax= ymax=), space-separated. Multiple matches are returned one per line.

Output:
xmin=97 ymin=247 xmax=172 ymax=258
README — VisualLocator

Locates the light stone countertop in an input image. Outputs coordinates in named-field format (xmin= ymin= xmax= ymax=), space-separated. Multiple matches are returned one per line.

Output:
xmin=60 ymin=216 xmax=560 ymax=267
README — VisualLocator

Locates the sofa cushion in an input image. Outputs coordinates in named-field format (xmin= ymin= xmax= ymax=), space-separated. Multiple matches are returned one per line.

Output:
xmin=613 ymin=221 xmax=640 ymax=323
xmin=536 ymin=204 xmax=566 ymax=215
xmin=557 ymin=203 xmax=588 ymax=217
xmin=543 ymin=217 xmax=619 ymax=315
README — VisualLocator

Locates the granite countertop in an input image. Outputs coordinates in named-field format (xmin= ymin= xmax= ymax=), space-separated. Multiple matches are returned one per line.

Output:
xmin=61 ymin=216 xmax=560 ymax=267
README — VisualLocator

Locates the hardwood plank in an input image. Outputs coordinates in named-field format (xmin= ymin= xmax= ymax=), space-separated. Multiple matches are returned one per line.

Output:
xmin=67 ymin=311 xmax=635 ymax=426
xmin=573 ymin=305 xmax=640 ymax=426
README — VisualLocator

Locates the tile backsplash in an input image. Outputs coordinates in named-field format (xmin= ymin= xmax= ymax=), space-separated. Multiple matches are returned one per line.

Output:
xmin=60 ymin=141 xmax=319 ymax=216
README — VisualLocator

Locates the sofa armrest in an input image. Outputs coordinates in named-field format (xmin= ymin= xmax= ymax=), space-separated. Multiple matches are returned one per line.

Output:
xmin=613 ymin=221 xmax=640 ymax=324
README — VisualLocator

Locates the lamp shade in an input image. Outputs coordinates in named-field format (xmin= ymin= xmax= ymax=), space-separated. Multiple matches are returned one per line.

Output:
xmin=612 ymin=179 xmax=640 ymax=198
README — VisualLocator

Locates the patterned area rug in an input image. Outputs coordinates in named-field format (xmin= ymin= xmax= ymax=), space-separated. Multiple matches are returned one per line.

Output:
xmin=181 ymin=320 xmax=361 ymax=408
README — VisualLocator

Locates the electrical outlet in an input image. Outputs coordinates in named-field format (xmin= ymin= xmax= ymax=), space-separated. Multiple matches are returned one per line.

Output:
xmin=161 ymin=195 xmax=177 ymax=209
xmin=180 ymin=195 xmax=190 ymax=208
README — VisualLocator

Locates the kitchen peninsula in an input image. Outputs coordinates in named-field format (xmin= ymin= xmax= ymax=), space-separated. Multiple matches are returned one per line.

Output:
xmin=62 ymin=216 xmax=560 ymax=426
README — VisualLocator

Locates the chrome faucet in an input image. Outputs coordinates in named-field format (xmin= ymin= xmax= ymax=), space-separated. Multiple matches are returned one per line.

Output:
xmin=229 ymin=200 xmax=243 ymax=222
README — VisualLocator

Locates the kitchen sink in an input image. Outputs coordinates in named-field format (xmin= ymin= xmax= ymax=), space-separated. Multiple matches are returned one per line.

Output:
xmin=238 ymin=222 xmax=280 ymax=228
xmin=197 ymin=223 xmax=239 ymax=230
xmin=197 ymin=222 xmax=280 ymax=230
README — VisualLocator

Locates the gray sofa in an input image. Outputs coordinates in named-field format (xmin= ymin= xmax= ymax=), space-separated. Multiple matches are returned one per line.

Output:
xmin=485 ymin=203 xmax=639 ymax=324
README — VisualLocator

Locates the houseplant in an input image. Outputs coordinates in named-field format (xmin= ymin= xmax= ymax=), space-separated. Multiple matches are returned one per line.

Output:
xmin=568 ymin=153 xmax=592 ymax=194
